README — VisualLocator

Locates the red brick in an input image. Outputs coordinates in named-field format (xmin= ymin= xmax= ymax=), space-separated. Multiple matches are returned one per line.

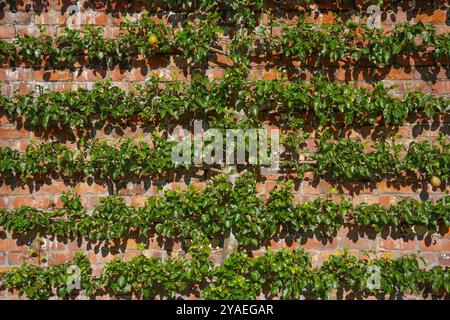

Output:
xmin=0 ymin=184 xmax=31 ymax=196
xmin=124 ymin=239 xmax=140 ymax=250
xmin=17 ymin=69 xmax=34 ymax=81
xmin=431 ymin=81 xmax=450 ymax=94
xmin=74 ymin=182 xmax=108 ymax=195
xmin=0 ymin=128 xmax=29 ymax=139
xmin=55 ymin=11 xmax=106 ymax=25
xmin=15 ymin=26 xmax=40 ymax=37
xmin=87 ymin=251 xmax=118 ymax=264
xmin=48 ymin=252 xmax=74 ymax=265
xmin=7 ymin=252 xmax=40 ymax=265
xmin=11 ymin=197 xmax=51 ymax=209
xmin=206 ymin=68 xmax=226 ymax=81
xmin=34 ymin=182 xmax=71 ymax=195
xmin=0 ymin=26 xmax=16 ymax=39
xmin=378 ymin=195 xmax=391 ymax=206
xmin=0 ymin=196 xmax=7 ymax=208
xmin=301 ymin=180 xmax=333 ymax=195
xmin=34 ymin=12 xmax=55 ymax=25
xmin=34 ymin=70 xmax=73 ymax=82
xmin=124 ymin=250 xmax=142 ymax=261
xmin=0 ymin=239 xmax=29 ymax=251
xmin=74 ymin=69 xmax=110 ymax=81
xmin=110 ymin=68 xmax=130 ymax=81
xmin=379 ymin=238 xmax=416 ymax=250
xmin=340 ymin=238 xmax=377 ymax=250
xmin=416 ymin=11 xmax=447 ymax=24
xmin=385 ymin=67 xmax=414 ymax=80
xmin=419 ymin=238 xmax=450 ymax=251
xmin=67 ymin=239 xmax=89 ymax=252
xmin=94 ymin=13 xmax=109 ymax=25
xmin=300 ymin=238 xmax=338 ymax=250
xmin=1 ymin=12 xmax=33 ymax=25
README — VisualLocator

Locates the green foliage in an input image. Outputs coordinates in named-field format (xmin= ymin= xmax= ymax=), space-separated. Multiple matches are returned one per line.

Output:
xmin=0 ymin=135 xmax=448 ymax=183
xmin=204 ymin=248 xmax=315 ymax=299
xmin=175 ymin=12 xmax=223 ymax=63
xmin=1 ymin=75 xmax=448 ymax=130
xmin=311 ymin=137 xmax=404 ymax=180
xmin=97 ymin=235 xmax=212 ymax=299
xmin=317 ymin=249 xmax=436 ymax=297
xmin=405 ymin=135 xmax=450 ymax=180
xmin=276 ymin=17 xmax=449 ymax=65
xmin=0 ymin=174 xmax=448 ymax=243
xmin=0 ymin=248 xmax=448 ymax=299
xmin=0 ymin=11 xmax=448 ymax=68
xmin=295 ymin=135 xmax=449 ymax=181
xmin=118 ymin=10 xmax=172 ymax=62
xmin=0 ymin=253 xmax=93 ymax=299
xmin=0 ymin=135 xmax=177 ymax=182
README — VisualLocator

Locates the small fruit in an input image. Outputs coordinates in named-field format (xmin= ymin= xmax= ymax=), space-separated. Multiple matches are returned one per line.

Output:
xmin=430 ymin=175 xmax=441 ymax=188
xmin=148 ymin=34 xmax=158 ymax=47
xmin=329 ymin=187 xmax=338 ymax=194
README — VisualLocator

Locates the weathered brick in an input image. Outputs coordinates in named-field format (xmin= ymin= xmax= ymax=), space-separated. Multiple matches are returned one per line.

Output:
xmin=1 ymin=12 xmax=33 ymax=25
xmin=7 ymin=252 xmax=40 ymax=265
xmin=340 ymin=238 xmax=377 ymax=251
xmin=0 ymin=239 xmax=29 ymax=251
xmin=0 ymin=128 xmax=29 ymax=139
xmin=74 ymin=69 xmax=110 ymax=81
xmin=416 ymin=11 xmax=447 ymax=24
xmin=0 ymin=184 xmax=31 ymax=196
xmin=48 ymin=252 xmax=75 ymax=265
xmin=34 ymin=182 xmax=71 ymax=195
xmin=11 ymin=197 xmax=51 ymax=209
xmin=0 ymin=26 xmax=16 ymax=39
xmin=34 ymin=70 xmax=73 ymax=82
xmin=300 ymin=238 xmax=338 ymax=250
xmin=87 ymin=251 xmax=119 ymax=264
xmin=419 ymin=238 xmax=450 ymax=251
xmin=379 ymin=238 xmax=417 ymax=251
xmin=74 ymin=182 xmax=108 ymax=195
xmin=431 ymin=80 xmax=450 ymax=94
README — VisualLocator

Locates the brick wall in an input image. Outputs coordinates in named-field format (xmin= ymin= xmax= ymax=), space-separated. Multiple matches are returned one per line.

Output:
xmin=0 ymin=0 xmax=449 ymax=299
